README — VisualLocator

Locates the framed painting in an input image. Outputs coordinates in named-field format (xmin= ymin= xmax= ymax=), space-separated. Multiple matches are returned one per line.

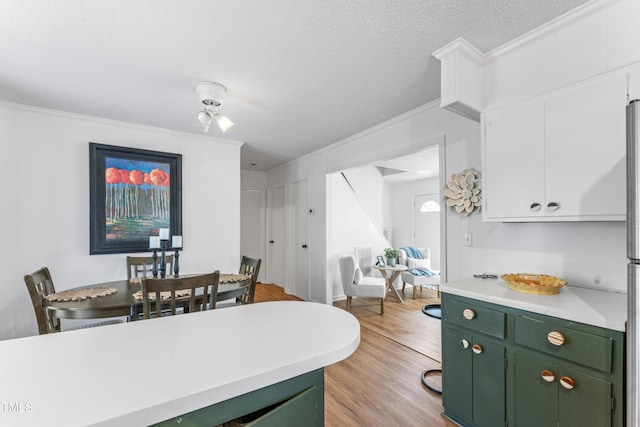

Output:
xmin=89 ymin=143 xmax=182 ymax=254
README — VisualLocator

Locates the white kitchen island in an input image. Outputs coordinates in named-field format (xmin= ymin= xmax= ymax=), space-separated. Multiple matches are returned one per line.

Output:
xmin=0 ymin=301 xmax=360 ymax=426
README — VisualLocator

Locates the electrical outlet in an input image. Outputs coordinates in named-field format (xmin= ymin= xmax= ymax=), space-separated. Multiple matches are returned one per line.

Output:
xmin=463 ymin=232 xmax=472 ymax=247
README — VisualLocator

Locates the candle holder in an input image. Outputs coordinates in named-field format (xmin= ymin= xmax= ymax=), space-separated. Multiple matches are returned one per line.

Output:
xmin=173 ymin=248 xmax=181 ymax=278
xmin=159 ymin=239 xmax=169 ymax=278
xmin=151 ymin=248 xmax=159 ymax=278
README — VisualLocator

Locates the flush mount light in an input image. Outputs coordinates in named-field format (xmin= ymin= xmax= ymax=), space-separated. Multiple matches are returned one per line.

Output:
xmin=196 ymin=108 xmax=234 ymax=133
xmin=195 ymin=81 xmax=234 ymax=133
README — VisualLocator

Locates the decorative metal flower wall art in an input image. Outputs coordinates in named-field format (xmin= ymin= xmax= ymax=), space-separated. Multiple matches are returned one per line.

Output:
xmin=444 ymin=169 xmax=482 ymax=216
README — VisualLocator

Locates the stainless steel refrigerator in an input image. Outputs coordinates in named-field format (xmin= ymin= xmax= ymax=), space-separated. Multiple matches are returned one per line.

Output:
xmin=627 ymin=98 xmax=640 ymax=426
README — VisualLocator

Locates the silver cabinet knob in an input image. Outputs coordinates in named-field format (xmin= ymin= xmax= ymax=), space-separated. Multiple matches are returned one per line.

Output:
xmin=530 ymin=203 xmax=542 ymax=212
xmin=463 ymin=309 xmax=476 ymax=320
xmin=472 ymin=344 xmax=483 ymax=354
xmin=547 ymin=202 xmax=560 ymax=212
xmin=459 ymin=339 xmax=470 ymax=349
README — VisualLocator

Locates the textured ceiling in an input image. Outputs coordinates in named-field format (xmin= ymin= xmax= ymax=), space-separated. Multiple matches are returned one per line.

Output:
xmin=0 ymin=0 xmax=590 ymax=171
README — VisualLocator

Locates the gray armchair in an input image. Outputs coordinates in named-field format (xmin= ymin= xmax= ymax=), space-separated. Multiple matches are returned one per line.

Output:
xmin=338 ymin=252 xmax=386 ymax=314
xmin=398 ymin=248 xmax=440 ymax=299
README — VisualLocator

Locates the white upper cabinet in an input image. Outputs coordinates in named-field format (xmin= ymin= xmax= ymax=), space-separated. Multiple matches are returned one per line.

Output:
xmin=483 ymin=73 xmax=627 ymax=222
xmin=545 ymin=74 xmax=626 ymax=219
xmin=484 ymin=100 xmax=545 ymax=219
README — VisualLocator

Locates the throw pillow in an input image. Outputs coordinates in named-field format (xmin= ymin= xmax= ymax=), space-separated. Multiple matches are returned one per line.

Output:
xmin=408 ymin=257 xmax=429 ymax=271
xmin=354 ymin=267 xmax=363 ymax=284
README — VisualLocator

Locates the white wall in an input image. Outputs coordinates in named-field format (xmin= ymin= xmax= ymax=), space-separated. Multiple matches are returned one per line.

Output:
xmin=328 ymin=173 xmax=389 ymax=298
xmin=1 ymin=102 xmax=242 ymax=340
xmin=342 ymin=166 xmax=385 ymax=230
xmin=267 ymin=100 xmax=627 ymax=305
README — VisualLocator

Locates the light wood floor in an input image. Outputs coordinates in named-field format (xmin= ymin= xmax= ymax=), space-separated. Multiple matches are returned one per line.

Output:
xmin=254 ymin=283 xmax=457 ymax=427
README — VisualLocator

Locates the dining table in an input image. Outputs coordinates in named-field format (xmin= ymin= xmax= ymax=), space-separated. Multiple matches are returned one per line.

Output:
xmin=45 ymin=274 xmax=252 ymax=321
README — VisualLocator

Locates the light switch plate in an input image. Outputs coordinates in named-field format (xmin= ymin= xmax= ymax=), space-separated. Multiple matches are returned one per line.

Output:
xmin=463 ymin=232 xmax=472 ymax=247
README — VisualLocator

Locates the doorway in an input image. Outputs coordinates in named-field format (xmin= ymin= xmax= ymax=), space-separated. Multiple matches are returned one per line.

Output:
xmin=292 ymin=179 xmax=310 ymax=300
xmin=267 ymin=185 xmax=286 ymax=287
xmin=240 ymin=188 xmax=264 ymax=263
xmin=327 ymin=140 xmax=446 ymax=301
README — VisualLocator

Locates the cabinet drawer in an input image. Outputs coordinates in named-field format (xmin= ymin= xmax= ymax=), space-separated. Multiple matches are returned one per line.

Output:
xmin=514 ymin=316 xmax=613 ymax=373
xmin=443 ymin=298 xmax=505 ymax=339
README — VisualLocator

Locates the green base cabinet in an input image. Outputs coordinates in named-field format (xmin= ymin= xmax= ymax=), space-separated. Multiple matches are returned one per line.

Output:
xmin=442 ymin=294 xmax=624 ymax=427
xmin=442 ymin=325 xmax=506 ymax=426
xmin=153 ymin=369 xmax=324 ymax=427
xmin=514 ymin=351 xmax=613 ymax=427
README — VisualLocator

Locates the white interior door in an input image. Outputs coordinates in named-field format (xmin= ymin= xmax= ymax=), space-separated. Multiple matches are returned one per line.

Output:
xmin=267 ymin=185 xmax=285 ymax=287
xmin=413 ymin=193 xmax=441 ymax=270
xmin=292 ymin=179 xmax=310 ymax=300
xmin=240 ymin=189 xmax=264 ymax=265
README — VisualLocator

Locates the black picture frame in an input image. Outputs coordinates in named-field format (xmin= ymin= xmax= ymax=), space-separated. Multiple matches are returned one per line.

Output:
xmin=89 ymin=143 xmax=182 ymax=255
xmin=376 ymin=256 xmax=385 ymax=266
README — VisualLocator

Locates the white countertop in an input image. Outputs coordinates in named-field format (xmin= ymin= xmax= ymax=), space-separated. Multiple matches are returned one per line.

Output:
xmin=441 ymin=277 xmax=627 ymax=332
xmin=0 ymin=301 xmax=360 ymax=426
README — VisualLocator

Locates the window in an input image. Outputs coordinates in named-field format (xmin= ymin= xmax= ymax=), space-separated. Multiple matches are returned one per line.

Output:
xmin=420 ymin=200 xmax=440 ymax=213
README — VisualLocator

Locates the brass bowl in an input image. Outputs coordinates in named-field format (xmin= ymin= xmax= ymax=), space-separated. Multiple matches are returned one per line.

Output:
xmin=501 ymin=273 xmax=566 ymax=295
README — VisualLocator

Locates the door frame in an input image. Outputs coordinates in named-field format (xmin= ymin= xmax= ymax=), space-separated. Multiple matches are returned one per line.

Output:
xmin=323 ymin=134 xmax=448 ymax=301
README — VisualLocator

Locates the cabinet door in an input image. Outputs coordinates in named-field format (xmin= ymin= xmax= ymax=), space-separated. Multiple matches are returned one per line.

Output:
xmin=558 ymin=366 xmax=612 ymax=427
xmin=442 ymin=326 xmax=473 ymax=422
xmin=442 ymin=325 xmax=506 ymax=427
xmin=514 ymin=352 xmax=613 ymax=427
xmin=545 ymin=74 xmax=626 ymax=218
xmin=472 ymin=338 xmax=506 ymax=427
xmin=483 ymin=100 xmax=545 ymax=220
xmin=514 ymin=351 xmax=558 ymax=427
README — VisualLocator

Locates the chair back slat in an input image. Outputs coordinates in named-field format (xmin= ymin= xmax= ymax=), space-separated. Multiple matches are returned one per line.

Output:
xmin=127 ymin=255 xmax=174 ymax=279
xmin=141 ymin=272 xmax=219 ymax=319
xmin=237 ymin=256 xmax=262 ymax=305
xmin=24 ymin=267 xmax=61 ymax=334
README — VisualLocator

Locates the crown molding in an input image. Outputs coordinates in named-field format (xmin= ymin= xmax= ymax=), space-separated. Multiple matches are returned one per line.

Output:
xmin=486 ymin=0 xmax=620 ymax=60
xmin=0 ymin=99 xmax=244 ymax=147
xmin=432 ymin=37 xmax=486 ymax=65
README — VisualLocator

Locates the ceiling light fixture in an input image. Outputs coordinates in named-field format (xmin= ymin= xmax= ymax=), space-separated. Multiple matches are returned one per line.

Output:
xmin=195 ymin=81 xmax=234 ymax=133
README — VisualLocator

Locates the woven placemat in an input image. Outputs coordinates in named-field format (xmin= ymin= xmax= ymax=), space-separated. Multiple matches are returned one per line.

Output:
xmin=130 ymin=274 xmax=251 ymax=284
xmin=132 ymin=290 xmax=191 ymax=301
xmin=220 ymin=274 xmax=251 ymax=283
xmin=46 ymin=287 xmax=118 ymax=302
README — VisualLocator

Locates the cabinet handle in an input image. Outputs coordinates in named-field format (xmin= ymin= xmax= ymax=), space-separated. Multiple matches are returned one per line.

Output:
xmin=459 ymin=339 xmax=470 ymax=349
xmin=472 ymin=344 xmax=483 ymax=354
xmin=546 ymin=202 xmax=560 ymax=212
xmin=463 ymin=309 xmax=476 ymax=320
xmin=560 ymin=376 xmax=575 ymax=390
xmin=547 ymin=331 xmax=565 ymax=346
xmin=540 ymin=370 xmax=555 ymax=383
xmin=530 ymin=203 xmax=542 ymax=212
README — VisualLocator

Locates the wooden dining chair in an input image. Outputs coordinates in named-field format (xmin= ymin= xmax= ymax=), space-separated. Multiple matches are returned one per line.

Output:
xmin=141 ymin=271 xmax=220 ymax=319
xmin=237 ymin=256 xmax=262 ymax=305
xmin=127 ymin=255 xmax=174 ymax=279
xmin=24 ymin=267 xmax=60 ymax=334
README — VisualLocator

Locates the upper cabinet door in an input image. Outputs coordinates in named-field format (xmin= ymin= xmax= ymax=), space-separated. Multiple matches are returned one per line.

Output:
xmin=483 ymin=73 xmax=626 ymax=222
xmin=484 ymin=100 xmax=545 ymax=220
xmin=545 ymin=74 xmax=626 ymax=219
